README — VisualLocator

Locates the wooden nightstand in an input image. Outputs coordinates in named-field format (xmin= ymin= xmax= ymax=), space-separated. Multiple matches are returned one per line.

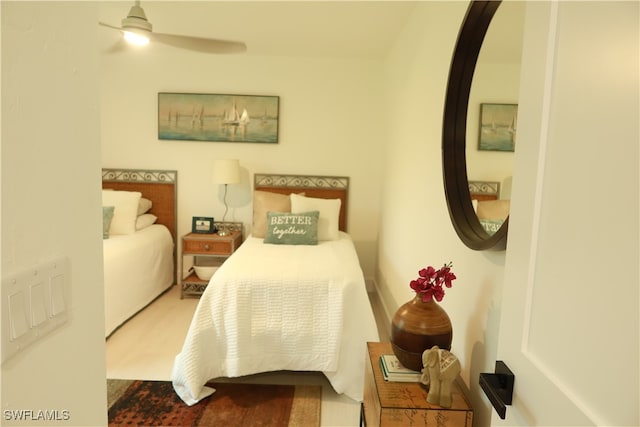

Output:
xmin=180 ymin=225 xmax=242 ymax=298
xmin=362 ymin=342 xmax=473 ymax=427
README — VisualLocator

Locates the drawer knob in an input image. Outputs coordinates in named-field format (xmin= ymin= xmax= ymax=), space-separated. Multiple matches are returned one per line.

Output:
xmin=204 ymin=244 xmax=210 ymax=251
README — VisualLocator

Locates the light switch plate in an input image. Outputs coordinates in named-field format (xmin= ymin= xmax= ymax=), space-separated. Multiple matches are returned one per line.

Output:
xmin=2 ymin=256 xmax=69 ymax=364
xmin=50 ymin=274 xmax=66 ymax=316
xmin=29 ymin=282 xmax=48 ymax=327
xmin=8 ymin=291 xmax=29 ymax=340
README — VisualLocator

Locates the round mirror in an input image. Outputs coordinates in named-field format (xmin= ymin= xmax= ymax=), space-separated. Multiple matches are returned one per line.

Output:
xmin=442 ymin=0 xmax=515 ymax=251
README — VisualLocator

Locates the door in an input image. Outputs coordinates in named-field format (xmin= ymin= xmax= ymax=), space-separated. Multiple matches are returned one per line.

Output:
xmin=494 ymin=2 xmax=639 ymax=426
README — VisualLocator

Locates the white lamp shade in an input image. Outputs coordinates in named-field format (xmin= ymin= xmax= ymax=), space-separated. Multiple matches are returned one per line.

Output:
xmin=212 ymin=159 xmax=240 ymax=184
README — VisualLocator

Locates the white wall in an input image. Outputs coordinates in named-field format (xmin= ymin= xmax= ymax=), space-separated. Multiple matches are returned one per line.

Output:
xmin=378 ymin=3 xmax=511 ymax=426
xmin=1 ymin=2 xmax=107 ymax=426
xmin=100 ymin=34 xmax=386 ymax=285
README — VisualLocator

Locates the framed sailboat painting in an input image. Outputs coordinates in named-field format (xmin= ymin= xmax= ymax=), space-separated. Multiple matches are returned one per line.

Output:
xmin=478 ymin=103 xmax=517 ymax=152
xmin=158 ymin=93 xmax=279 ymax=143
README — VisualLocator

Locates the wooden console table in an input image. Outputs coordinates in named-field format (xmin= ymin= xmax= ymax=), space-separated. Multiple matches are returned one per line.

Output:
xmin=362 ymin=342 xmax=473 ymax=426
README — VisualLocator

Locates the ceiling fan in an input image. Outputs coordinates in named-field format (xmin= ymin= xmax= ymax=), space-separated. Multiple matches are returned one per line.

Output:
xmin=99 ymin=1 xmax=247 ymax=54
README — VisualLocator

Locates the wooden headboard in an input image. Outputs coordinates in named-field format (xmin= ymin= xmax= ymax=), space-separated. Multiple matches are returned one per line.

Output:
xmin=254 ymin=173 xmax=349 ymax=231
xmin=101 ymin=168 xmax=178 ymax=242
xmin=469 ymin=181 xmax=500 ymax=201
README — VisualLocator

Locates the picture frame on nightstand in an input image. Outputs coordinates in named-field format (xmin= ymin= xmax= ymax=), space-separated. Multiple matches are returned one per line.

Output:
xmin=192 ymin=216 xmax=215 ymax=234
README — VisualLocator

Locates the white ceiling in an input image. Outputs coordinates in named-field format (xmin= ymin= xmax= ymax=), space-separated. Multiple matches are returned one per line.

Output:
xmin=98 ymin=1 xmax=524 ymax=62
xmin=98 ymin=1 xmax=418 ymax=58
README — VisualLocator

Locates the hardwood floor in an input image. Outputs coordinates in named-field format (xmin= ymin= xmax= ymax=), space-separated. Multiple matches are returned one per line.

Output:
xmin=105 ymin=284 xmax=390 ymax=427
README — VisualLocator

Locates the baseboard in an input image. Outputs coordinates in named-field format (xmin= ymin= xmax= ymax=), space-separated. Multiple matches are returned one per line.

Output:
xmin=366 ymin=278 xmax=392 ymax=328
xmin=364 ymin=277 xmax=375 ymax=293
xmin=368 ymin=276 xmax=395 ymax=327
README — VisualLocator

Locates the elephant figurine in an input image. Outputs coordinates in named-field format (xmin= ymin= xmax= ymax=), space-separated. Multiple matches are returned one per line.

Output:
xmin=420 ymin=345 xmax=461 ymax=408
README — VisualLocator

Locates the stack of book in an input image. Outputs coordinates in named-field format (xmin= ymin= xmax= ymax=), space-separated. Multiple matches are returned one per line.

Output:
xmin=379 ymin=354 xmax=422 ymax=382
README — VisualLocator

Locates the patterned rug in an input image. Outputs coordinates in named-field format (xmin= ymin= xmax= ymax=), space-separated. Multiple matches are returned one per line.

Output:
xmin=107 ymin=379 xmax=322 ymax=426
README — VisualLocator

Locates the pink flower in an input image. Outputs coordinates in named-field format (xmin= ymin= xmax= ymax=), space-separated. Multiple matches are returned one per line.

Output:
xmin=431 ymin=286 xmax=446 ymax=302
xmin=410 ymin=262 xmax=456 ymax=302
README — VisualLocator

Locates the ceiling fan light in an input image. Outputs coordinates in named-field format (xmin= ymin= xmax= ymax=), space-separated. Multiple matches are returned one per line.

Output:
xmin=121 ymin=16 xmax=152 ymax=33
xmin=124 ymin=31 xmax=150 ymax=46
xmin=98 ymin=1 xmax=247 ymax=55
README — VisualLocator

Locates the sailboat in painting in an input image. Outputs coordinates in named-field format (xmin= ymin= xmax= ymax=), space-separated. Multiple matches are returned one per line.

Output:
xmin=508 ymin=112 xmax=517 ymax=143
xmin=158 ymin=92 xmax=277 ymax=143
xmin=190 ymin=105 xmax=205 ymax=129
xmin=223 ymin=102 xmax=250 ymax=126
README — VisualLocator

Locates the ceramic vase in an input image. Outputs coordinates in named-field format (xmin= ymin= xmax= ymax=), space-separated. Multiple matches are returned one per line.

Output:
xmin=390 ymin=294 xmax=453 ymax=371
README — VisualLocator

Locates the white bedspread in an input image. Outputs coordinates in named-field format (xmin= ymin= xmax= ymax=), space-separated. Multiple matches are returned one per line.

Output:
xmin=103 ymin=224 xmax=174 ymax=336
xmin=172 ymin=232 xmax=380 ymax=405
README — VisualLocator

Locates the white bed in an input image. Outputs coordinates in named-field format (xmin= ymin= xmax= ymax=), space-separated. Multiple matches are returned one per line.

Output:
xmin=172 ymin=174 xmax=380 ymax=405
xmin=103 ymin=225 xmax=174 ymax=336
xmin=102 ymin=168 xmax=177 ymax=337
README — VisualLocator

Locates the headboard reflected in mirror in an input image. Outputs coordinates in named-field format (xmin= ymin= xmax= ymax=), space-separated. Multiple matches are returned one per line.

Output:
xmin=469 ymin=180 xmax=510 ymax=237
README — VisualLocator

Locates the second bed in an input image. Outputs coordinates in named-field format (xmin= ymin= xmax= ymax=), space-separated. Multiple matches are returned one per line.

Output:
xmin=172 ymin=174 xmax=380 ymax=405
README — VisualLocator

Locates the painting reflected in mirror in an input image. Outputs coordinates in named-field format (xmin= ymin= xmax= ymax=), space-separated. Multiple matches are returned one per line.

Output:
xmin=478 ymin=103 xmax=518 ymax=152
xmin=467 ymin=1 xmax=524 ymax=228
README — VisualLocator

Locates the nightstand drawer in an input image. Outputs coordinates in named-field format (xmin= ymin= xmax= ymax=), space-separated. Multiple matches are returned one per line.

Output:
xmin=182 ymin=230 xmax=242 ymax=256
xmin=183 ymin=239 xmax=232 ymax=255
xmin=180 ymin=227 xmax=243 ymax=298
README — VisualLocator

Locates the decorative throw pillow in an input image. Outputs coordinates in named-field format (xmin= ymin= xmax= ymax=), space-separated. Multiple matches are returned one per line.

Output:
xmin=102 ymin=190 xmax=142 ymax=235
xmin=102 ymin=206 xmax=115 ymax=239
xmin=264 ymin=211 xmax=319 ymax=245
xmin=290 ymin=193 xmax=341 ymax=241
xmin=252 ymin=190 xmax=304 ymax=238
xmin=137 ymin=198 xmax=153 ymax=216
xmin=480 ymin=219 xmax=504 ymax=236
xmin=136 ymin=213 xmax=158 ymax=230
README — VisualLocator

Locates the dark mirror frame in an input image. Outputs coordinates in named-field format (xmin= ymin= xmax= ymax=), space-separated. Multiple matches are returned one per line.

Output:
xmin=442 ymin=0 xmax=508 ymax=251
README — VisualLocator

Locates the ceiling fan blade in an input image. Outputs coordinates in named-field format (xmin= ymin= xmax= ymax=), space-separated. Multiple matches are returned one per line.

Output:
xmin=98 ymin=21 xmax=123 ymax=32
xmin=98 ymin=2 xmax=247 ymax=55
xmin=150 ymin=32 xmax=247 ymax=54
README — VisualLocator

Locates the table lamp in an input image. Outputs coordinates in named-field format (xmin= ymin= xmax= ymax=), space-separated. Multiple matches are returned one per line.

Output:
xmin=212 ymin=159 xmax=240 ymax=236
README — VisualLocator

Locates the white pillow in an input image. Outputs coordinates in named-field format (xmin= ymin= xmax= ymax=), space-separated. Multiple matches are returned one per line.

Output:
xmin=252 ymin=190 xmax=294 ymax=238
xmin=102 ymin=190 xmax=141 ymax=235
xmin=137 ymin=198 xmax=153 ymax=216
xmin=136 ymin=213 xmax=158 ymax=230
xmin=476 ymin=199 xmax=510 ymax=221
xmin=290 ymin=193 xmax=341 ymax=241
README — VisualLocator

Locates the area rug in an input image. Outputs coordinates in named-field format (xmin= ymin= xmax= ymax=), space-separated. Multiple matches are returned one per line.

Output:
xmin=107 ymin=379 xmax=321 ymax=426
